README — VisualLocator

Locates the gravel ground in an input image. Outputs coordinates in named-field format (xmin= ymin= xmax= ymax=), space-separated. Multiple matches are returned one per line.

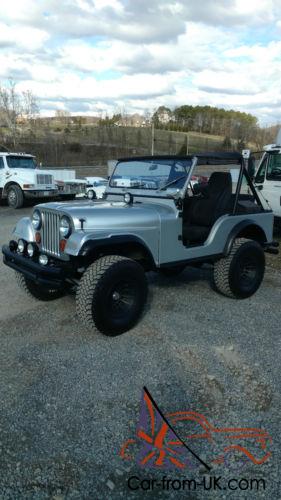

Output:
xmin=0 ymin=205 xmax=280 ymax=499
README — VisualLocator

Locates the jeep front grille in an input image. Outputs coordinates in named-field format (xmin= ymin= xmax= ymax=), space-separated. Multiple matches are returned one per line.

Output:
xmin=41 ymin=210 xmax=60 ymax=256
xmin=37 ymin=174 xmax=53 ymax=185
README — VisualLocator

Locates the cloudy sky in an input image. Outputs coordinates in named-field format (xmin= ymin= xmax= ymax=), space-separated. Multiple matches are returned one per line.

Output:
xmin=1 ymin=0 xmax=281 ymax=124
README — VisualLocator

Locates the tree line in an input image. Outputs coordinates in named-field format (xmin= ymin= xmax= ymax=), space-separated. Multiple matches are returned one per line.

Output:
xmin=0 ymin=81 xmax=278 ymax=153
xmin=152 ymin=105 xmax=273 ymax=149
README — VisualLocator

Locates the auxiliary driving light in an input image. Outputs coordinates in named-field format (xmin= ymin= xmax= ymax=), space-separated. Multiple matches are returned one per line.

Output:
xmin=39 ymin=254 xmax=48 ymax=266
xmin=27 ymin=243 xmax=37 ymax=258
xmin=124 ymin=192 xmax=133 ymax=204
xmin=17 ymin=239 xmax=26 ymax=254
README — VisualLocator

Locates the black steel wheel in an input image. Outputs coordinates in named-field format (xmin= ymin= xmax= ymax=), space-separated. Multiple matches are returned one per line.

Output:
xmin=76 ymin=255 xmax=148 ymax=335
xmin=214 ymin=238 xmax=265 ymax=299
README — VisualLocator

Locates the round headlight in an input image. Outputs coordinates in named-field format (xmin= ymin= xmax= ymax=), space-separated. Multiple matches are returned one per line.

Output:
xmin=59 ymin=216 xmax=71 ymax=238
xmin=17 ymin=239 xmax=26 ymax=253
xmin=27 ymin=243 xmax=36 ymax=257
xmin=124 ymin=192 xmax=133 ymax=204
xmin=32 ymin=210 xmax=42 ymax=230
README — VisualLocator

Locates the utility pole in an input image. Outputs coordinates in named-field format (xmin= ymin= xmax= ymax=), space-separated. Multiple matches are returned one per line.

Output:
xmin=151 ymin=122 xmax=155 ymax=155
xmin=186 ymin=133 xmax=189 ymax=155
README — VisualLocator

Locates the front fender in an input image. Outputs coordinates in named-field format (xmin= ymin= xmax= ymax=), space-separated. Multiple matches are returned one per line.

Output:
xmin=65 ymin=231 xmax=158 ymax=265
xmin=12 ymin=217 xmax=35 ymax=242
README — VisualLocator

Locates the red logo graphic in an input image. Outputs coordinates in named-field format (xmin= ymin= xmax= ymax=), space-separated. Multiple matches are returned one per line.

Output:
xmin=120 ymin=387 xmax=272 ymax=471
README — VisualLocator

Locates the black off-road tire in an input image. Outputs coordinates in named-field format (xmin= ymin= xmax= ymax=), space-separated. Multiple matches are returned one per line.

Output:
xmin=7 ymin=184 xmax=24 ymax=208
xmin=15 ymin=272 xmax=65 ymax=301
xmin=214 ymin=238 xmax=265 ymax=299
xmin=76 ymin=255 xmax=148 ymax=336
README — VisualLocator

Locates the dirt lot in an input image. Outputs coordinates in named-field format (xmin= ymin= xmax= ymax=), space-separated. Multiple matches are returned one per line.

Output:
xmin=0 ymin=205 xmax=280 ymax=499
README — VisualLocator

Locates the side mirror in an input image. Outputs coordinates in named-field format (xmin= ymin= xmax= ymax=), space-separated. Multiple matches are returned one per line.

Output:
xmin=257 ymin=185 xmax=263 ymax=191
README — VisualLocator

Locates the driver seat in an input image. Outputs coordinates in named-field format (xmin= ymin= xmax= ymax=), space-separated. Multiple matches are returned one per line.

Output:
xmin=183 ymin=172 xmax=232 ymax=244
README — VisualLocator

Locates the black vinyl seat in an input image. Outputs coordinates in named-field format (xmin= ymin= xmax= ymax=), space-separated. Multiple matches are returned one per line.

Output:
xmin=183 ymin=172 xmax=232 ymax=244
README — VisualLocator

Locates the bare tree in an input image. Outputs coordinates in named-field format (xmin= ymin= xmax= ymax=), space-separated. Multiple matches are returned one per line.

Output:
xmin=55 ymin=109 xmax=71 ymax=129
xmin=22 ymin=89 xmax=39 ymax=120
xmin=0 ymin=80 xmax=22 ymax=147
xmin=0 ymin=80 xmax=40 ymax=147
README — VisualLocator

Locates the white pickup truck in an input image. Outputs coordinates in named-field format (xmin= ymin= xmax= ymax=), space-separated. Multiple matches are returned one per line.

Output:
xmin=0 ymin=152 xmax=86 ymax=208
xmin=254 ymin=132 xmax=281 ymax=223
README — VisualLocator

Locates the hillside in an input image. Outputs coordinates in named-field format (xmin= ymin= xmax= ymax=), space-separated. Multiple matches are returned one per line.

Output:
xmin=10 ymin=127 xmax=241 ymax=179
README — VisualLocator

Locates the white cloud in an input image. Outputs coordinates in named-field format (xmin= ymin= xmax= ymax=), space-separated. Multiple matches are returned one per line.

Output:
xmin=0 ymin=23 xmax=49 ymax=51
xmin=17 ymin=72 xmax=176 ymax=101
xmin=58 ymin=22 xmax=236 ymax=75
xmin=234 ymin=0 xmax=275 ymax=20
xmin=0 ymin=0 xmax=280 ymax=123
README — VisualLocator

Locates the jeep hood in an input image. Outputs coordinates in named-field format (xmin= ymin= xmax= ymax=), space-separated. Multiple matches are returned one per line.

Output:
xmin=37 ymin=199 xmax=174 ymax=231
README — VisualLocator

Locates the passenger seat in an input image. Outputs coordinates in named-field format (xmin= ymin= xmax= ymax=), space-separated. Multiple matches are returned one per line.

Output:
xmin=183 ymin=172 xmax=232 ymax=244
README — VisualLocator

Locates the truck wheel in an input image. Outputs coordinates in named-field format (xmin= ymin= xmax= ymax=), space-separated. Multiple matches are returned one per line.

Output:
xmin=76 ymin=255 xmax=148 ymax=336
xmin=214 ymin=238 xmax=265 ymax=299
xmin=7 ymin=185 xmax=24 ymax=208
xmin=15 ymin=273 xmax=65 ymax=301
xmin=87 ymin=189 xmax=96 ymax=200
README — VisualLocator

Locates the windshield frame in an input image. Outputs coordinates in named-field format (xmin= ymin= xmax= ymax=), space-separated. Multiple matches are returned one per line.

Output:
xmin=107 ymin=156 xmax=196 ymax=199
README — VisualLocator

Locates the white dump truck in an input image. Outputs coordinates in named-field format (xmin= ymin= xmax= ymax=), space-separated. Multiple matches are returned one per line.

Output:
xmin=254 ymin=130 xmax=281 ymax=222
xmin=0 ymin=152 xmax=86 ymax=208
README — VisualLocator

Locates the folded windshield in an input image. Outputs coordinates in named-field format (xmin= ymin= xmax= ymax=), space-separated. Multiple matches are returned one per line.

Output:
xmin=110 ymin=158 xmax=192 ymax=190
xmin=6 ymin=156 xmax=37 ymax=169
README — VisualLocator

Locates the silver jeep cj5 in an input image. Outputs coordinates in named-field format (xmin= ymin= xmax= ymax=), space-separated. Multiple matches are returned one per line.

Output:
xmin=2 ymin=153 xmax=278 ymax=335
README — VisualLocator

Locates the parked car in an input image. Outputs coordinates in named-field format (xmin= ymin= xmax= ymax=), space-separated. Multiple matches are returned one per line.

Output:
xmin=84 ymin=177 xmax=108 ymax=199
xmin=2 ymin=153 xmax=278 ymax=336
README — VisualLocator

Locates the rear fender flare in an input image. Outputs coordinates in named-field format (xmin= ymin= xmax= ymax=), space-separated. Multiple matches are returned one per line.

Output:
xmin=224 ymin=220 xmax=267 ymax=256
